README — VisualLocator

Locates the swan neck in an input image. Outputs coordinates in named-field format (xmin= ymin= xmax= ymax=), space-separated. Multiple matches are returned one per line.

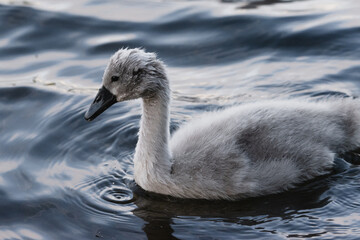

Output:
xmin=134 ymin=86 xmax=172 ymax=190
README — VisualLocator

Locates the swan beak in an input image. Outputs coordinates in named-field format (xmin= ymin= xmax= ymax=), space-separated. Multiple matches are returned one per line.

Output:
xmin=84 ymin=86 xmax=117 ymax=121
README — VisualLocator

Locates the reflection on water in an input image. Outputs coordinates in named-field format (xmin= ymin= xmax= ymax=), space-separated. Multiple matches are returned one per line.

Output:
xmin=132 ymin=157 xmax=356 ymax=239
xmin=0 ymin=0 xmax=360 ymax=239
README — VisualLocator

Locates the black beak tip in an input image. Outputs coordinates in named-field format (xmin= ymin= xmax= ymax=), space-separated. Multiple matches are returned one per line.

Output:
xmin=84 ymin=106 xmax=97 ymax=121
xmin=84 ymin=86 xmax=117 ymax=122
xmin=84 ymin=113 xmax=93 ymax=121
xmin=84 ymin=105 xmax=101 ymax=121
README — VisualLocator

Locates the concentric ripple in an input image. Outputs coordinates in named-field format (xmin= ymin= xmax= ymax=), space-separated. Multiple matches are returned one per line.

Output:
xmin=100 ymin=186 xmax=134 ymax=204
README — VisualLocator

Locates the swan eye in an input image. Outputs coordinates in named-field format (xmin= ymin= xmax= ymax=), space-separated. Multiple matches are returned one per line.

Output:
xmin=133 ymin=68 xmax=142 ymax=76
xmin=111 ymin=76 xmax=119 ymax=82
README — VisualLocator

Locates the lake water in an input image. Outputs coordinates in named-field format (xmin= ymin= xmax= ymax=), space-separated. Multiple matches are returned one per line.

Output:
xmin=1 ymin=0 xmax=360 ymax=239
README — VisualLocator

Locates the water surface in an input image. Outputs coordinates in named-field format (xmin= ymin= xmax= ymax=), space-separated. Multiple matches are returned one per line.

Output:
xmin=1 ymin=0 xmax=360 ymax=239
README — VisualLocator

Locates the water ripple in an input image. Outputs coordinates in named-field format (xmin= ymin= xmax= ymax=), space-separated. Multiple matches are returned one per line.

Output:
xmin=100 ymin=186 xmax=134 ymax=204
xmin=1 ymin=0 xmax=360 ymax=239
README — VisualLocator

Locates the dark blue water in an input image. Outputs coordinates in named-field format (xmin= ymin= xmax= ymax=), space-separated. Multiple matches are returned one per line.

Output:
xmin=1 ymin=0 xmax=360 ymax=239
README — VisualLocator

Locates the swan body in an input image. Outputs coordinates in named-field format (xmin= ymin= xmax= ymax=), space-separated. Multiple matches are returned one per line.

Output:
xmin=85 ymin=48 xmax=360 ymax=200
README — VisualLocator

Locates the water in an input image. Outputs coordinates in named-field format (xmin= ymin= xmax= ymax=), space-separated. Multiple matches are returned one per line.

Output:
xmin=1 ymin=0 xmax=360 ymax=239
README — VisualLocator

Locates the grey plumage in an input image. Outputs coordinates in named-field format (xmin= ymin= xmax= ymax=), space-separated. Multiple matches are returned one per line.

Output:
xmin=93 ymin=48 xmax=360 ymax=200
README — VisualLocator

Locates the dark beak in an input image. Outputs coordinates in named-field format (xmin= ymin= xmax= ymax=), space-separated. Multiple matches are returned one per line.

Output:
xmin=84 ymin=86 xmax=117 ymax=121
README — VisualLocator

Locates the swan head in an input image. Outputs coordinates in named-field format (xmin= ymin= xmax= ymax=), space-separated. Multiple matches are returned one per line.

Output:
xmin=84 ymin=48 xmax=167 ymax=121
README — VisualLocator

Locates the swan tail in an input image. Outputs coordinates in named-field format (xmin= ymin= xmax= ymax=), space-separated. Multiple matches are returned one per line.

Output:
xmin=333 ymin=98 xmax=360 ymax=152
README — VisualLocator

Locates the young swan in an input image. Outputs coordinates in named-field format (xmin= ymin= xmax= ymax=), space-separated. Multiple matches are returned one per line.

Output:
xmin=85 ymin=48 xmax=360 ymax=200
